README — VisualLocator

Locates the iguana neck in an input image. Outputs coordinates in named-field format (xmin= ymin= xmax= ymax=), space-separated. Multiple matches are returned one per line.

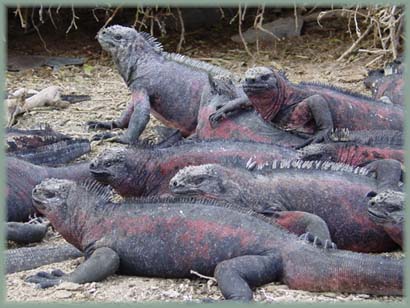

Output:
xmin=115 ymin=152 xmax=154 ymax=197
xmin=111 ymin=43 xmax=161 ymax=87
xmin=251 ymin=72 xmax=307 ymax=122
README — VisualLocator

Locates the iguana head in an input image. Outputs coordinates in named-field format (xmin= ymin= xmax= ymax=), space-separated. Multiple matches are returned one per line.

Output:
xmin=242 ymin=66 xmax=286 ymax=121
xmin=367 ymin=190 xmax=404 ymax=225
xmin=32 ymin=178 xmax=74 ymax=217
xmin=89 ymin=147 xmax=128 ymax=185
xmin=97 ymin=25 xmax=162 ymax=84
xmin=243 ymin=67 xmax=277 ymax=93
xmin=98 ymin=25 xmax=142 ymax=54
xmin=170 ymin=164 xmax=226 ymax=197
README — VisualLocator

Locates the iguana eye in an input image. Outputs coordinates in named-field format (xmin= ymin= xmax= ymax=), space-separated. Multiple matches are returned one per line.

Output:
xmin=114 ymin=34 xmax=122 ymax=40
xmin=260 ymin=74 xmax=270 ymax=81
xmin=105 ymin=161 xmax=112 ymax=167
xmin=44 ymin=191 xmax=56 ymax=198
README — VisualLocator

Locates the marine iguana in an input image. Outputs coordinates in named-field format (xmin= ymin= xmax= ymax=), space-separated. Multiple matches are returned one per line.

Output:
xmin=195 ymin=75 xmax=305 ymax=147
xmin=298 ymin=129 xmax=404 ymax=166
xmin=170 ymin=159 xmax=403 ymax=252
xmin=87 ymin=25 xmax=248 ymax=144
xmin=89 ymin=139 xmax=298 ymax=197
xmin=367 ymin=190 xmax=404 ymax=248
xmin=6 ymin=126 xmax=91 ymax=166
xmin=25 ymin=178 xmax=403 ymax=299
xmin=6 ymin=243 xmax=83 ymax=274
xmin=365 ymin=73 xmax=404 ymax=106
xmin=209 ymin=66 xmax=403 ymax=148
xmin=363 ymin=56 xmax=404 ymax=105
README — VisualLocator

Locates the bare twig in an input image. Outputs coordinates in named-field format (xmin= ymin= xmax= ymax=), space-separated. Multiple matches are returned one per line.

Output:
xmin=176 ymin=8 xmax=185 ymax=52
xmin=388 ymin=6 xmax=398 ymax=59
xmin=237 ymin=4 xmax=253 ymax=59
xmin=30 ymin=8 xmax=50 ymax=53
xmin=102 ymin=6 xmax=122 ymax=28
xmin=190 ymin=270 xmax=217 ymax=282
xmin=337 ymin=22 xmax=374 ymax=61
xmin=14 ymin=6 xmax=27 ymax=28
xmin=66 ymin=5 xmax=79 ymax=34
xmin=47 ymin=7 xmax=57 ymax=29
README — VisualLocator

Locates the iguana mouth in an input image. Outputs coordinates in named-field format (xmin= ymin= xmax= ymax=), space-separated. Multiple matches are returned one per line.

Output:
xmin=243 ymin=84 xmax=271 ymax=93
xmin=31 ymin=194 xmax=47 ymax=210
xmin=367 ymin=208 xmax=387 ymax=222
xmin=90 ymin=170 xmax=112 ymax=182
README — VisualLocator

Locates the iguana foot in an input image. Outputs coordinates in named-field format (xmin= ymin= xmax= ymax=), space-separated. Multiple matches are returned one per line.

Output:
xmin=299 ymin=232 xmax=337 ymax=250
xmin=86 ymin=121 xmax=114 ymax=130
xmin=25 ymin=269 xmax=66 ymax=288
xmin=209 ymin=107 xmax=228 ymax=128
xmin=91 ymin=133 xmax=130 ymax=144
xmin=295 ymin=129 xmax=332 ymax=150
xmin=28 ymin=216 xmax=50 ymax=227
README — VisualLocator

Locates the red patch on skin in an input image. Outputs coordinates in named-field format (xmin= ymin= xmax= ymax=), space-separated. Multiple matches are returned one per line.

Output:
xmin=337 ymin=145 xmax=404 ymax=166
xmin=285 ymin=101 xmax=316 ymax=134
xmin=248 ymin=89 xmax=280 ymax=121
xmin=197 ymin=106 xmax=273 ymax=143
xmin=275 ymin=212 xmax=306 ymax=235
xmin=77 ymin=213 xmax=258 ymax=263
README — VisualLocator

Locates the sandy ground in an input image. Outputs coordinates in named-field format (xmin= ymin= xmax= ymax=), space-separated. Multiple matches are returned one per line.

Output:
xmin=5 ymin=17 xmax=404 ymax=303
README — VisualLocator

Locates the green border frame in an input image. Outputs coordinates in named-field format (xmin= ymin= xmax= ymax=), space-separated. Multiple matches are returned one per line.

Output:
xmin=0 ymin=0 xmax=408 ymax=307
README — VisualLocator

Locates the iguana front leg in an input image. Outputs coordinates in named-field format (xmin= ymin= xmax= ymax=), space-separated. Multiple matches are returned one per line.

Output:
xmin=25 ymin=247 xmax=120 ymax=288
xmin=294 ymin=95 xmax=334 ymax=149
xmin=88 ymin=89 xmax=150 ymax=144
xmin=209 ymin=96 xmax=251 ymax=128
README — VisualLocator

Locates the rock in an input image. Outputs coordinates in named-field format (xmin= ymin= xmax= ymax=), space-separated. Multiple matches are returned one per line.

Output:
xmin=231 ymin=17 xmax=304 ymax=43
xmin=57 ymin=282 xmax=82 ymax=291
xmin=54 ymin=290 xmax=73 ymax=299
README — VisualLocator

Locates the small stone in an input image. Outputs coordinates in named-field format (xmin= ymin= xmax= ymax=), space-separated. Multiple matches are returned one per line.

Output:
xmin=54 ymin=290 xmax=72 ymax=299
xmin=57 ymin=282 xmax=82 ymax=291
xmin=162 ymin=290 xmax=180 ymax=298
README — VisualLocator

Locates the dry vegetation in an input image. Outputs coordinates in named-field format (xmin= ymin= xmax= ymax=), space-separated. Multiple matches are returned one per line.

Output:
xmin=5 ymin=5 xmax=404 ymax=303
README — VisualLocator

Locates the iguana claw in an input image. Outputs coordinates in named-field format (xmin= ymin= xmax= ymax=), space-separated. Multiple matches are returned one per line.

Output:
xmin=25 ymin=269 xmax=66 ymax=289
xmin=209 ymin=110 xmax=227 ymax=128
xmin=87 ymin=121 xmax=114 ymax=130
xmin=92 ymin=132 xmax=131 ymax=144
xmin=299 ymin=232 xmax=337 ymax=250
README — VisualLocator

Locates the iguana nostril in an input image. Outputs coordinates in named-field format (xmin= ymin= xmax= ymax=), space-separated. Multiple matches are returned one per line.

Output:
xmin=172 ymin=181 xmax=178 ymax=187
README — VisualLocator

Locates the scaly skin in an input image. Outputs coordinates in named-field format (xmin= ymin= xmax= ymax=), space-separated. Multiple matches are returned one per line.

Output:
xmin=170 ymin=160 xmax=403 ymax=252
xmin=87 ymin=25 xmax=247 ymax=144
xmin=298 ymin=143 xmax=403 ymax=166
xmin=89 ymin=140 xmax=298 ymax=197
xmin=298 ymin=129 xmax=404 ymax=166
xmin=6 ymin=127 xmax=91 ymax=166
xmin=364 ymin=57 xmax=404 ymax=105
xmin=368 ymin=74 xmax=404 ymax=106
xmin=25 ymin=178 xmax=403 ymax=299
xmin=367 ymin=190 xmax=404 ymax=248
xmin=6 ymin=243 xmax=83 ymax=274
xmin=196 ymin=93 xmax=304 ymax=147
xmin=6 ymin=156 xmax=91 ymax=222
xmin=210 ymin=67 xmax=403 ymax=148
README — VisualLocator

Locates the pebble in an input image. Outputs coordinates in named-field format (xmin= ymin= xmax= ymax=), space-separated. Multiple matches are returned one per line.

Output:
xmin=54 ymin=290 xmax=72 ymax=299
xmin=57 ymin=282 xmax=82 ymax=291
